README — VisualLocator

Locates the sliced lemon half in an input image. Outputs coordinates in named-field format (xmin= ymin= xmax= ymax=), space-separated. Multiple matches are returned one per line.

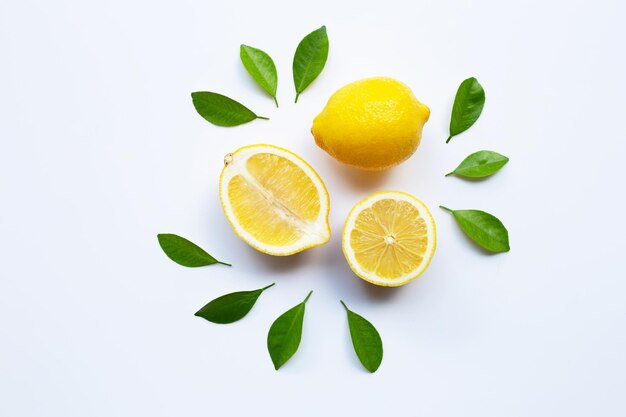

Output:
xmin=342 ymin=191 xmax=436 ymax=286
xmin=219 ymin=144 xmax=331 ymax=256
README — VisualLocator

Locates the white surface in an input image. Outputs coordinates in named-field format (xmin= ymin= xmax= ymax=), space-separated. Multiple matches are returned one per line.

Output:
xmin=1 ymin=0 xmax=625 ymax=416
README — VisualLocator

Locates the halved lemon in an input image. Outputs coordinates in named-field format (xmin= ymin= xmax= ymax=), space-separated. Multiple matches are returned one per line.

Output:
xmin=342 ymin=191 xmax=436 ymax=286
xmin=219 ymin=144 xmax=331 ymax=256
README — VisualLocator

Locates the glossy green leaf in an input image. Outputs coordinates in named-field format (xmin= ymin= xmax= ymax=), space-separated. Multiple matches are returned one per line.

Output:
xmin=292 ymin=26 xmax=329 ymax=103
xmin=267 ymin=291 xmax=312 ymax=370
xmin=439 ymin=206 xmax=510 ymax=252
xmin=191 ymin=92 xmax=268 ymax=127
xmin=157 ymin=234 xmax=231 ymax=267
xmin=447 ymin=77 xmax=485 ymax=143
xmin=341 ymin=301 xmax=383 ymax=373
xmin=446 ymin=150 xmax=509 ymax=178
xmin=240 ymin=44 xmax=279 ymax=107
xmin=195 ymin=283 xmax=274 ymax=324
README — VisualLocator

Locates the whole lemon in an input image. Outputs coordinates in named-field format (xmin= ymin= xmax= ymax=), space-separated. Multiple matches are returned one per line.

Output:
xmin=312 ymin=77 xmax=430 ymax=170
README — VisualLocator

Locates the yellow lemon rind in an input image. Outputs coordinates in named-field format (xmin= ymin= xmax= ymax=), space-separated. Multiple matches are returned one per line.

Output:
xmin=311 ymin=77 xmax=430 ymax=171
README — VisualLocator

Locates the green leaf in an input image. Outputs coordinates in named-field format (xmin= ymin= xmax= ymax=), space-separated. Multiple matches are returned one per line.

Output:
xmin=341 ymin=301 xmax=383 ymax=373
xmin=240 ymin=44 xmax=279 ymax=107
xmin=191 ymin=92 xmax=269 ymax=127
xmin=447 ymin=77 xmax=485 ymax=143
xmin=195 ymin=283 xmax=275 ymax=324
xmin=439 ymin=206 xmax=510 ymax=252
xmin=157 ymin=234 xmax=231 ymax=267
xmin=446 ymin=150 xmax=509 ymax=178
xmin=267 ymin=291 xmax=312 ymax=370
xmin=292 ymin=26 xmax=329 ymax=103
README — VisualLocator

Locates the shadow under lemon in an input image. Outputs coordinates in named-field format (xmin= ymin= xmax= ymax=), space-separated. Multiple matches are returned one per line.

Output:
xmin=318 ymin=152 xmax=392 ymax=191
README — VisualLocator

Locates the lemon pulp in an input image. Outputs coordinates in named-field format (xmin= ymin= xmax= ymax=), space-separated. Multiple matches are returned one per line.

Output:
xmin=220 ymin=144 xmax=330 ymax=256
xmin=343 ymin=191 xmax=436 ymax=286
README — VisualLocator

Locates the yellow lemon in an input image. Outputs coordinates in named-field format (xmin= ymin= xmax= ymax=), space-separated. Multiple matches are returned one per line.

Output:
xmin=342 ymin=191 xmax=436 ymax=286
xmin=312 ymin=77 xmax=430 ymax=170
xmin=219 ymin=144 xmax=331 ymax=256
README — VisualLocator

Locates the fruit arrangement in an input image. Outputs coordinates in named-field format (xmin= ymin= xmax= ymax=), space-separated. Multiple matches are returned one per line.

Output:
xmin=158 ymin=26 xmax=510 ymax=373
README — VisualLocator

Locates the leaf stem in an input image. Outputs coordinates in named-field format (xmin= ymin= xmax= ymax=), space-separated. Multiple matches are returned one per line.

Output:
xmin=257 ymin=116 xmax=270 ymax=120
xmin=444 ymin=171 xmax=455 ymax=177
xmin=439 ymin=205 xmax=454 ymax=213
xmin=273 ymin=96 xmax=279 ymax=108
xmin=303 ymin=290 xmax=313 ymax=303
xmin=217 ymin=261 xmax=232 ymax=266
xmin=340 ymin=300 xmax=349 ymax=311
xmin=261 ymin=283 xmax=276 ymax=291
xmin=446 ymin=135 xmax=453 ymax=144
xmin=294 ymin=93 xmax=300 ymax=103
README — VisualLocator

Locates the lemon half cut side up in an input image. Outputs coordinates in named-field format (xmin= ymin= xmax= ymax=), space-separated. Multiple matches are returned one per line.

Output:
xmin=219 ymin=144 xmax=331 ymax=256
xmin=342 ymin=191 xmax=436 ymax=286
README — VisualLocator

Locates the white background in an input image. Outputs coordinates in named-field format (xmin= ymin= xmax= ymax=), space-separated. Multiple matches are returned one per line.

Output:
xmin=1 ymin=0 xmax=625 ymax=415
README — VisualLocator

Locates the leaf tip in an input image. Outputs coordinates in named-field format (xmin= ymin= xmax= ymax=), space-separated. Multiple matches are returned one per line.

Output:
xmin=268 ymin=350 xmax=283 ymax=370
xmin=156 ymin=233 xmax=169 ymax=247
xmin=367 ymin=364 xmax=381 ymax=373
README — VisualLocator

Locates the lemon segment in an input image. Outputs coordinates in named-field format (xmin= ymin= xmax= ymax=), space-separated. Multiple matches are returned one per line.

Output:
xmin=342 ymin=191 xmax=436 ymax=286
xmin=219 ymin=144 xmax=331 ymax=256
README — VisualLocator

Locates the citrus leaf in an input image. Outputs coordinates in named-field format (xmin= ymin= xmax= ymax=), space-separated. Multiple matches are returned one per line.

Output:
xmin=195 ymin=283 xmax=274 ymax=324
xmin=341 ymin=301 xmax=383 ymax=373
xmin=191 ymin=92 xmax=268 ymax=127
xmin=240 ymin=44 xmax=279 ymax=107
xmin=439 ymin=206 xmax=510 ymax=252
xmin=157 ymin=234 xmax=231 ymax=267
xmin=292 ymin=26 xmax=329 ymax=103
xmin=446 ymin=150 xmax=509 ymax=178
xmin=447 ymin=77 xmax=485 ymax=143
xmin=267 ymin=291 xmax=312 ymax=370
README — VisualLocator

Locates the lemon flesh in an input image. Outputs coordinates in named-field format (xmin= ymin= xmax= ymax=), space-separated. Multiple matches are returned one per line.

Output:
xmin=342 ymin=191 xmax=436 ymax=286
xmin=312 ymin=77 xmax=430 ymax=171
xmin=219 ymin=144 xmax=330 ymax=256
